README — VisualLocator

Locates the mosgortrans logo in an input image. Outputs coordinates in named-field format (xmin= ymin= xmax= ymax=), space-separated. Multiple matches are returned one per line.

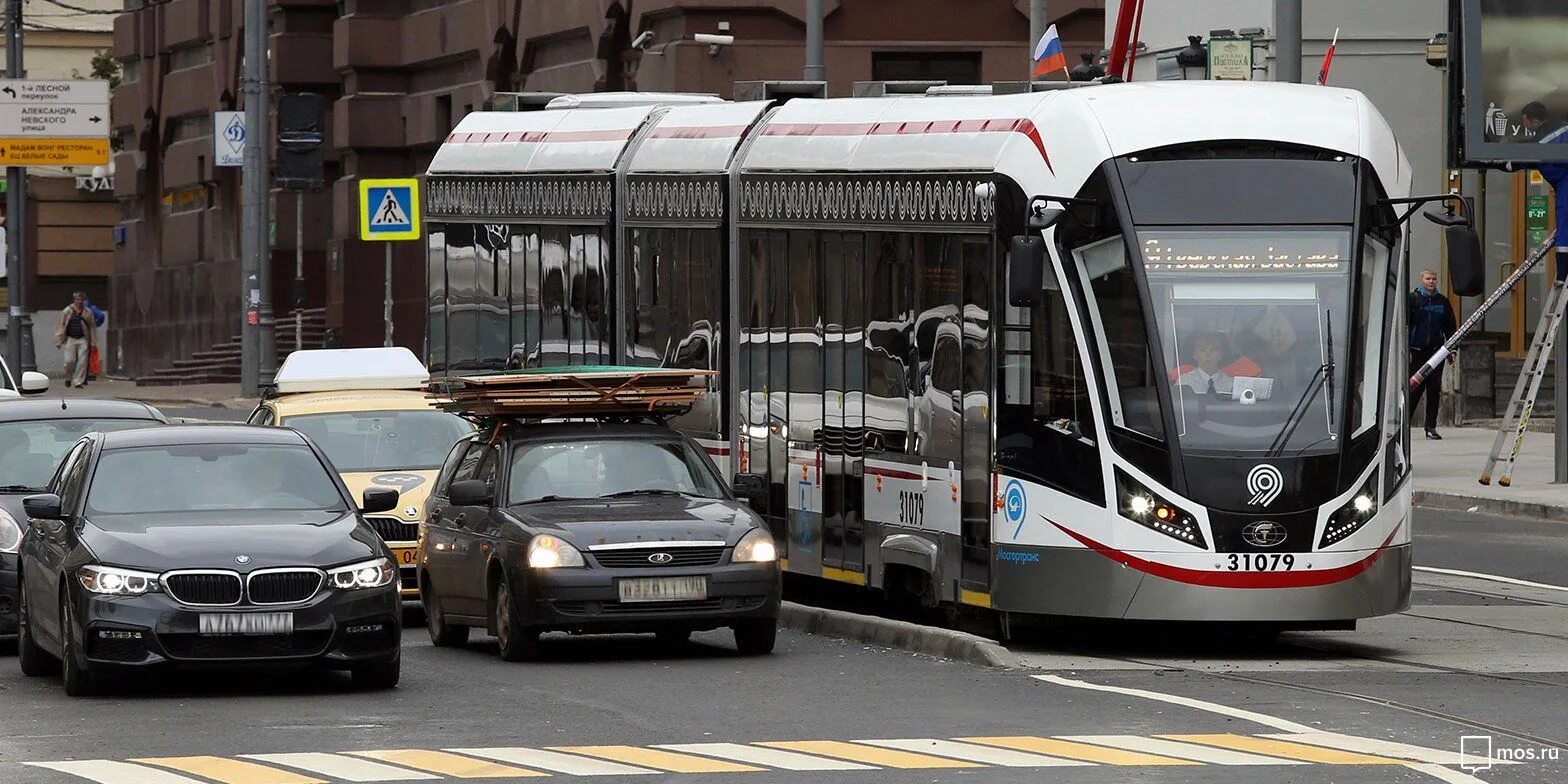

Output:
xmin=997 ymin=549 xmax=1041 ymax=564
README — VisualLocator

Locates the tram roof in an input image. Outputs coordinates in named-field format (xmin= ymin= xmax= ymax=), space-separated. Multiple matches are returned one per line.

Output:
xmin=626 ymin=101 xmax=773 ymax=174
xmin=427 ymin=104 xmax=662 ymax=175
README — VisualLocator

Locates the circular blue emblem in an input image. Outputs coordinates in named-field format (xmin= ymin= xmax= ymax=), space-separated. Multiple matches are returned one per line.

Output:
xmin=1004 ymin=479 xmax=1027 ymax=537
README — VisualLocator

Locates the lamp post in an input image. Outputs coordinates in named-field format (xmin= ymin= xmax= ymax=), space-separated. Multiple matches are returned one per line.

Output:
xmin=1176 ymin=35 xmax=1207 ymax=80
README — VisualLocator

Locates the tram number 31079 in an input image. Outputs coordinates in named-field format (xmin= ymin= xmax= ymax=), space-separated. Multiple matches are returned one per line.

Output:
xmin=1226 ymin=553 xmax=1297 ymax=571
xmin=899 ymin=490 xmax=925 ymax=528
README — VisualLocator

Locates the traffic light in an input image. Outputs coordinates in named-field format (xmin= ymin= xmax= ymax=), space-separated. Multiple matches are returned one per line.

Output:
xmin=276 ymin=93 xmax=325 ymax=190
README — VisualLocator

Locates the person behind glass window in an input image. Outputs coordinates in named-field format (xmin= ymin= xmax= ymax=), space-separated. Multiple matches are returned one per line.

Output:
xmin=1177 ymin=332 xmax=1233 ymax=395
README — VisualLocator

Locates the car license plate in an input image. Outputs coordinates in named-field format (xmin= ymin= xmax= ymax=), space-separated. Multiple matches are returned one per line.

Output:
xmin=199 ymin=612 xmax=293 ymax=636
xmin=394 ymin=546 xmax=418 ymax=566
xmin=618 ymin=576 xmax=707 ymax=603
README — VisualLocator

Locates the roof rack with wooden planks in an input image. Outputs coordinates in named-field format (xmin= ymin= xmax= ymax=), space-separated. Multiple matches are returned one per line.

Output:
xmin=429 ymin=366 xmax=716 ymax=420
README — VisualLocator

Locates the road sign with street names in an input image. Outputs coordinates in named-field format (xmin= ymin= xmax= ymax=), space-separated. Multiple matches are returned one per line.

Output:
xmin=359 ymin=178 xmax=421 ymax=241
xmin=0 ymin=79 xmax=110 ymax=138
xmin=0 ymin=138 xmax=110 ymax=166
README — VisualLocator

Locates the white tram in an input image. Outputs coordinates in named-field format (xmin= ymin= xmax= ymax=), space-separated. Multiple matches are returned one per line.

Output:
xmin=424 ymin=82 xmax=1475 ymax=625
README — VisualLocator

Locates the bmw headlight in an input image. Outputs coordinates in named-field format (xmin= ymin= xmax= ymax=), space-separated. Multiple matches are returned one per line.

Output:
xmin=733 ymin=527 xmax=777 ymax=563
xmin=527 ymin=535 xmax=585 ymax=569
xmin=329 ymin=557 xmax=396 ymax=590
xmin=79 ymin=564 xmax=160 ymax=596
xmin=1115 ymin=468 xmax=1207 ymax=549
xmin=1320 ymin=473 xmax=1380 ymax=548
xmin=0 ymin=507 xmax=21 ymax=554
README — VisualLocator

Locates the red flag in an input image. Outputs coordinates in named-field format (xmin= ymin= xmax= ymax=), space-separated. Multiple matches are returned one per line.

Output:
xmin=1316 ymin=27 xmax=1340 ymax=86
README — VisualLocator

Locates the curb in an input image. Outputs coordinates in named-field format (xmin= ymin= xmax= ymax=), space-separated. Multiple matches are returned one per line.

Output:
xmin=1414 ymin=490 xmax=1568 ymax=524
xmin=778 ymin=601 xmax=1018 ymax=668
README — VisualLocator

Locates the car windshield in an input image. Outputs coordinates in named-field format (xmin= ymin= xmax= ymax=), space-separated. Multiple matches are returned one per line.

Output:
xmin=1139 ymin=228 xmax=1353 ymax=456
xmin=507 ymin=437 xmax=726 ymax=504
xmin=86 ymin=443 xmax=348 ymax=516
xmin=285 ymin=410 xmax=472 ymax=472
xmin=0 ymin=419 xmax=159 ymax=490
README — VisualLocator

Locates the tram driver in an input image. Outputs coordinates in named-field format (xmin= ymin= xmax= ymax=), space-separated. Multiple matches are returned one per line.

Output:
xmin=1175 ymin=332 xmax=1234 ymax=396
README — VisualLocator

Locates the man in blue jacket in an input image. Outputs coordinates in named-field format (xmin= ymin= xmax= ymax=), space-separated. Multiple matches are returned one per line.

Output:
xmin=1409 ymin=269 xmax=1457 ymax=440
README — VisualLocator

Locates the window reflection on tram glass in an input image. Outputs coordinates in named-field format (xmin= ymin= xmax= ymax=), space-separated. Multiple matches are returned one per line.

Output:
xmin=1139 ymin=229 xmax=1352 ymax=455
xmin=507 ymin=439 xmax=726 ymax=504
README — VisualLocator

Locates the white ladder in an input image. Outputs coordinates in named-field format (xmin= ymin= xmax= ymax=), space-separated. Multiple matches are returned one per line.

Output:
xmin=1479 ymin=276 xmax=1568 ymax=486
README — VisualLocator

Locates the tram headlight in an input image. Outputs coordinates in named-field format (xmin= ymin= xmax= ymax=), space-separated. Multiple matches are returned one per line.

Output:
xmin=1320 ymin=474 xmax=1380 ymax=548
xmin=1114 ymin=469 xmax=1207 ymax=549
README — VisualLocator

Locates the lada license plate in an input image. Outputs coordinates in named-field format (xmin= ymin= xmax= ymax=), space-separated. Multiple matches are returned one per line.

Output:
xmin=199 ymin=612 xmax=293 ymax=636
xmin=618 ymin=576 xmax=707 ymax=603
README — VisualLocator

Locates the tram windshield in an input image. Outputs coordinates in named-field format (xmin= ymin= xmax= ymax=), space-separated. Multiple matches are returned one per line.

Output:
xmin=1139 ymin=228 xmax=1352 ymax=456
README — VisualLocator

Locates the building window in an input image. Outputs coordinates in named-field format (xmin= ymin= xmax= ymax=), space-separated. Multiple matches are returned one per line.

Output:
xmin=169 ymin=45 xmax=214 ymax=72
xmin=871 ymin=52 xmax=982 ymax=84
xmin=168 ymin=113 xmax=213 ymax=143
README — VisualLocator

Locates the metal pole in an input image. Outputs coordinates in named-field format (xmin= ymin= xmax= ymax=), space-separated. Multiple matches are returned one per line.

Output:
xmin=240 ymin=0 xmax=264 ymax=392
xmin=804 ymin=0 xmax=824 ymax=82
xmin=1557 ymin=272 xmax=1567 ymax=483
xmin=1029 ymin=0 xmax=1046 ymax=79
xmin=1273 ymin=0 xmax=1302 ymax=83
xmin=5 ymin=0 xmax=34 ymax=374
xmin=383 ymin=243 xmax=393 ymax=347
xmin=294 ymin=191 xmax=302 ymax=351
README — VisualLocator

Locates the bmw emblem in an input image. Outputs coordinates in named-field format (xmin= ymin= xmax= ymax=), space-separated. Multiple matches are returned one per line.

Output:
xmin=648 ymin=552 xmax=674 ymax=564
xmin=235 ymin=554 xmax=252 ymax=565
xmin=1240 ymin=521 xmax=1287 ymax=548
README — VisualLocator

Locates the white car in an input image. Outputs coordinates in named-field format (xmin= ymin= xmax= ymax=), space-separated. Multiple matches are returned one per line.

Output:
xmin=0 ymin=353 xmax=49 ymax=398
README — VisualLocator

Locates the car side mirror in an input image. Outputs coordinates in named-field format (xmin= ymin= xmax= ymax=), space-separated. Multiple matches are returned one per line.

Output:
xmin=1444 ymin=225 xmax=1484 ymax=297
xmin=1008 ymin=235 xmax=1047 ymax=308
xmin=448 ymin=479 xmax=493 ymax=507
xmin=23 ymin=493 xmax=64 ymax=520
xmin=360 ymin=487 xmax=399 ymax=514
xmin=731 ymin=473 xmax=767 ymax=506
xmin=19 ymin=371 xmax=50 ymax=395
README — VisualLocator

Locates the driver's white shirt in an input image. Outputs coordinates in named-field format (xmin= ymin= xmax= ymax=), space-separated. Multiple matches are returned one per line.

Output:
xmin=1178 ymin=367 xmax=1233 ymax=394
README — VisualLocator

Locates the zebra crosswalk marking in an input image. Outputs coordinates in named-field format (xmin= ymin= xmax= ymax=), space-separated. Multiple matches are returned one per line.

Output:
xmin=240 ymin=754 xmax=440 ymax=783
xmin=1056 ymin=735 xmax=1308 ymax=765
xmin=345 ymin=751 xmax=544 ymax=779
xmin=545 ymin=747 xmax=762 ymax=774
xmin=653 ymin=743 xmax=876 ymax=771
xmin=958 ymin=736 xmax=1200 ymax=766
xmin=445 ymin=749 xmax=653 ymax=776
xmin=23 ymin=761 xmax=209 ymax=784
xmin=131 ymin=757 xmax=326 ymax=784
xmin=1259 ymin=732 xmax=1520 ymax=766
xmin=757 ymin=741 xmax=981 ymax=769
xmin=1161 ymin=734 xmax=1410 ymax=765
xmin=856 ymin=739 xmax=1091 ymax=767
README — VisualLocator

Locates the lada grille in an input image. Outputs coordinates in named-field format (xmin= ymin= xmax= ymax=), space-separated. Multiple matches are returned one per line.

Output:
xmin=591 ymin=546 xmax=725 ymax=569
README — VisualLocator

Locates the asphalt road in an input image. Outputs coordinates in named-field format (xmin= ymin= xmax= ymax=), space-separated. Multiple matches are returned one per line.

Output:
xmin=0 ymin=419 xmax=1562 ymax=784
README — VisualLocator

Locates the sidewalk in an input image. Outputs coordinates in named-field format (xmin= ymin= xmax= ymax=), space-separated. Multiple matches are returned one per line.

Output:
xmin=44 ymin=378 xmax=255 ymax=411
xmin=1413 ymin=425 xmax=1568 ymax=522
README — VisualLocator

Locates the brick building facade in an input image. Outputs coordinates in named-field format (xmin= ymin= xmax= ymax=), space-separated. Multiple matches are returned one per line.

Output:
xmin=110 ymin=0 xmax=1104 ymax=379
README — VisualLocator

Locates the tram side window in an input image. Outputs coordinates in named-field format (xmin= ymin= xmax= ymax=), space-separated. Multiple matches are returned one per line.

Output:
xmin=998 ymin=247 xmax=1105 ymax=505
xmin=427 ymin=228 xmax=447 ymax=373
xmin=669 ymin=229 xmax=723 ymax=438
xmin=865 ymin=233 xmax=916 ymax=454
xmin=539 ymin=227 xmax=569 ymax=365
xmin=475 ymin=225 xmax=509 ymax=368
xmin=508 ymin=226 xmax=540 ymax=368
xmin=444 ymin=224 xmax=479 ymax=370
xmin=629 ymin=228 xmax=666 ymax=366
xmin=917 ymin=234 xmax=963 ymax=459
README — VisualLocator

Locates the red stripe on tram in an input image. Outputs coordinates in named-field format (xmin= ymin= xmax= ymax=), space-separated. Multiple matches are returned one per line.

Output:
xmin=759 ymin=118 xmax=1053 ymax=173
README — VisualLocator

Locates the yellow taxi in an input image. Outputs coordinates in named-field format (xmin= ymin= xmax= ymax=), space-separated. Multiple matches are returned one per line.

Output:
xmin=248 ymin=348 xmax=473 ymax=599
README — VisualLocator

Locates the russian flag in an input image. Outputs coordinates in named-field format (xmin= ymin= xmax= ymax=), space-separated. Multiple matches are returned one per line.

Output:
xmin=1032 ymin=24 xmax=1067 ymax=78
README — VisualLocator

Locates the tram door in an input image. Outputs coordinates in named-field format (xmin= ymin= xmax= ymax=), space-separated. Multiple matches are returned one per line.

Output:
xmin=822 ymin=232 xmax=866 ymax=575
xmin=959 ymin=236 xmax=992 ymax=593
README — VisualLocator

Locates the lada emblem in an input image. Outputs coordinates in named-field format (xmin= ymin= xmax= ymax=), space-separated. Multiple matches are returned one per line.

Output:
xmin=648 ymin=552 xmax=674 ymax=564
xmin=235 ymin=554 xmax=252 ymax=565
xmin=1240 ymin=521 xmax=1287 ymax=548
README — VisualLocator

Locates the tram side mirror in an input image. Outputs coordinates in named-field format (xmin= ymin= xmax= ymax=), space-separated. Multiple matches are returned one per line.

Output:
xmin=1444 ymin=225 xmax=1484 ymax=297
xmin=1008 ymin=236 xmax=1047 ymax=308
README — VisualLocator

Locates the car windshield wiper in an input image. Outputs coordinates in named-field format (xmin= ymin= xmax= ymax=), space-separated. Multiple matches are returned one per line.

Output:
xmin=1267 ymin=310 xmax=1336 ymax=458
xmin=513 ymin=494 xmax=588 ymax=505
xmin=0 ymin=484 xmax=42 ymax=493
xmin=599 ymin=489 xmax=695 ymax=499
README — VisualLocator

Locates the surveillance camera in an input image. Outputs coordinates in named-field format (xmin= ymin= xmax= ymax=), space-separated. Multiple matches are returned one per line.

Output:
xmin=693 ymin=33 xmax=734 ymax=46
xmin=632 ymin=30 xmax=654 ymax=50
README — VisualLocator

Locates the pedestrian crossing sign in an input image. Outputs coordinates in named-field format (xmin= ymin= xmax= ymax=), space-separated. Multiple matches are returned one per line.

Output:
xmin=358 ymin=178 xmax=421 ymax=241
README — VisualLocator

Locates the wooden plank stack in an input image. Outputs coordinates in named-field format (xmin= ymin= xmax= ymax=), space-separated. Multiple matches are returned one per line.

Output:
xmin=429 ymin=366 xmax=717 ymax=419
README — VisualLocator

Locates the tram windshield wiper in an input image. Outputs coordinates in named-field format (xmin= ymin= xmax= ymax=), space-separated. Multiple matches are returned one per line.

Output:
xmin=1266 ymin=310 xmax=1336 ymax=458
xmin=0 ymin=484 xmax=43 ymax=493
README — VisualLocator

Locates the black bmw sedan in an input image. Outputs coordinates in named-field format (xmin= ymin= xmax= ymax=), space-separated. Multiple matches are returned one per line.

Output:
xmin=15 ymin=425 xmax=403 ymax=695
xmin=420 ymin=422 xmax=781 ymax=662
xmin=2 ymin=399 xmax=168 ymax=639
